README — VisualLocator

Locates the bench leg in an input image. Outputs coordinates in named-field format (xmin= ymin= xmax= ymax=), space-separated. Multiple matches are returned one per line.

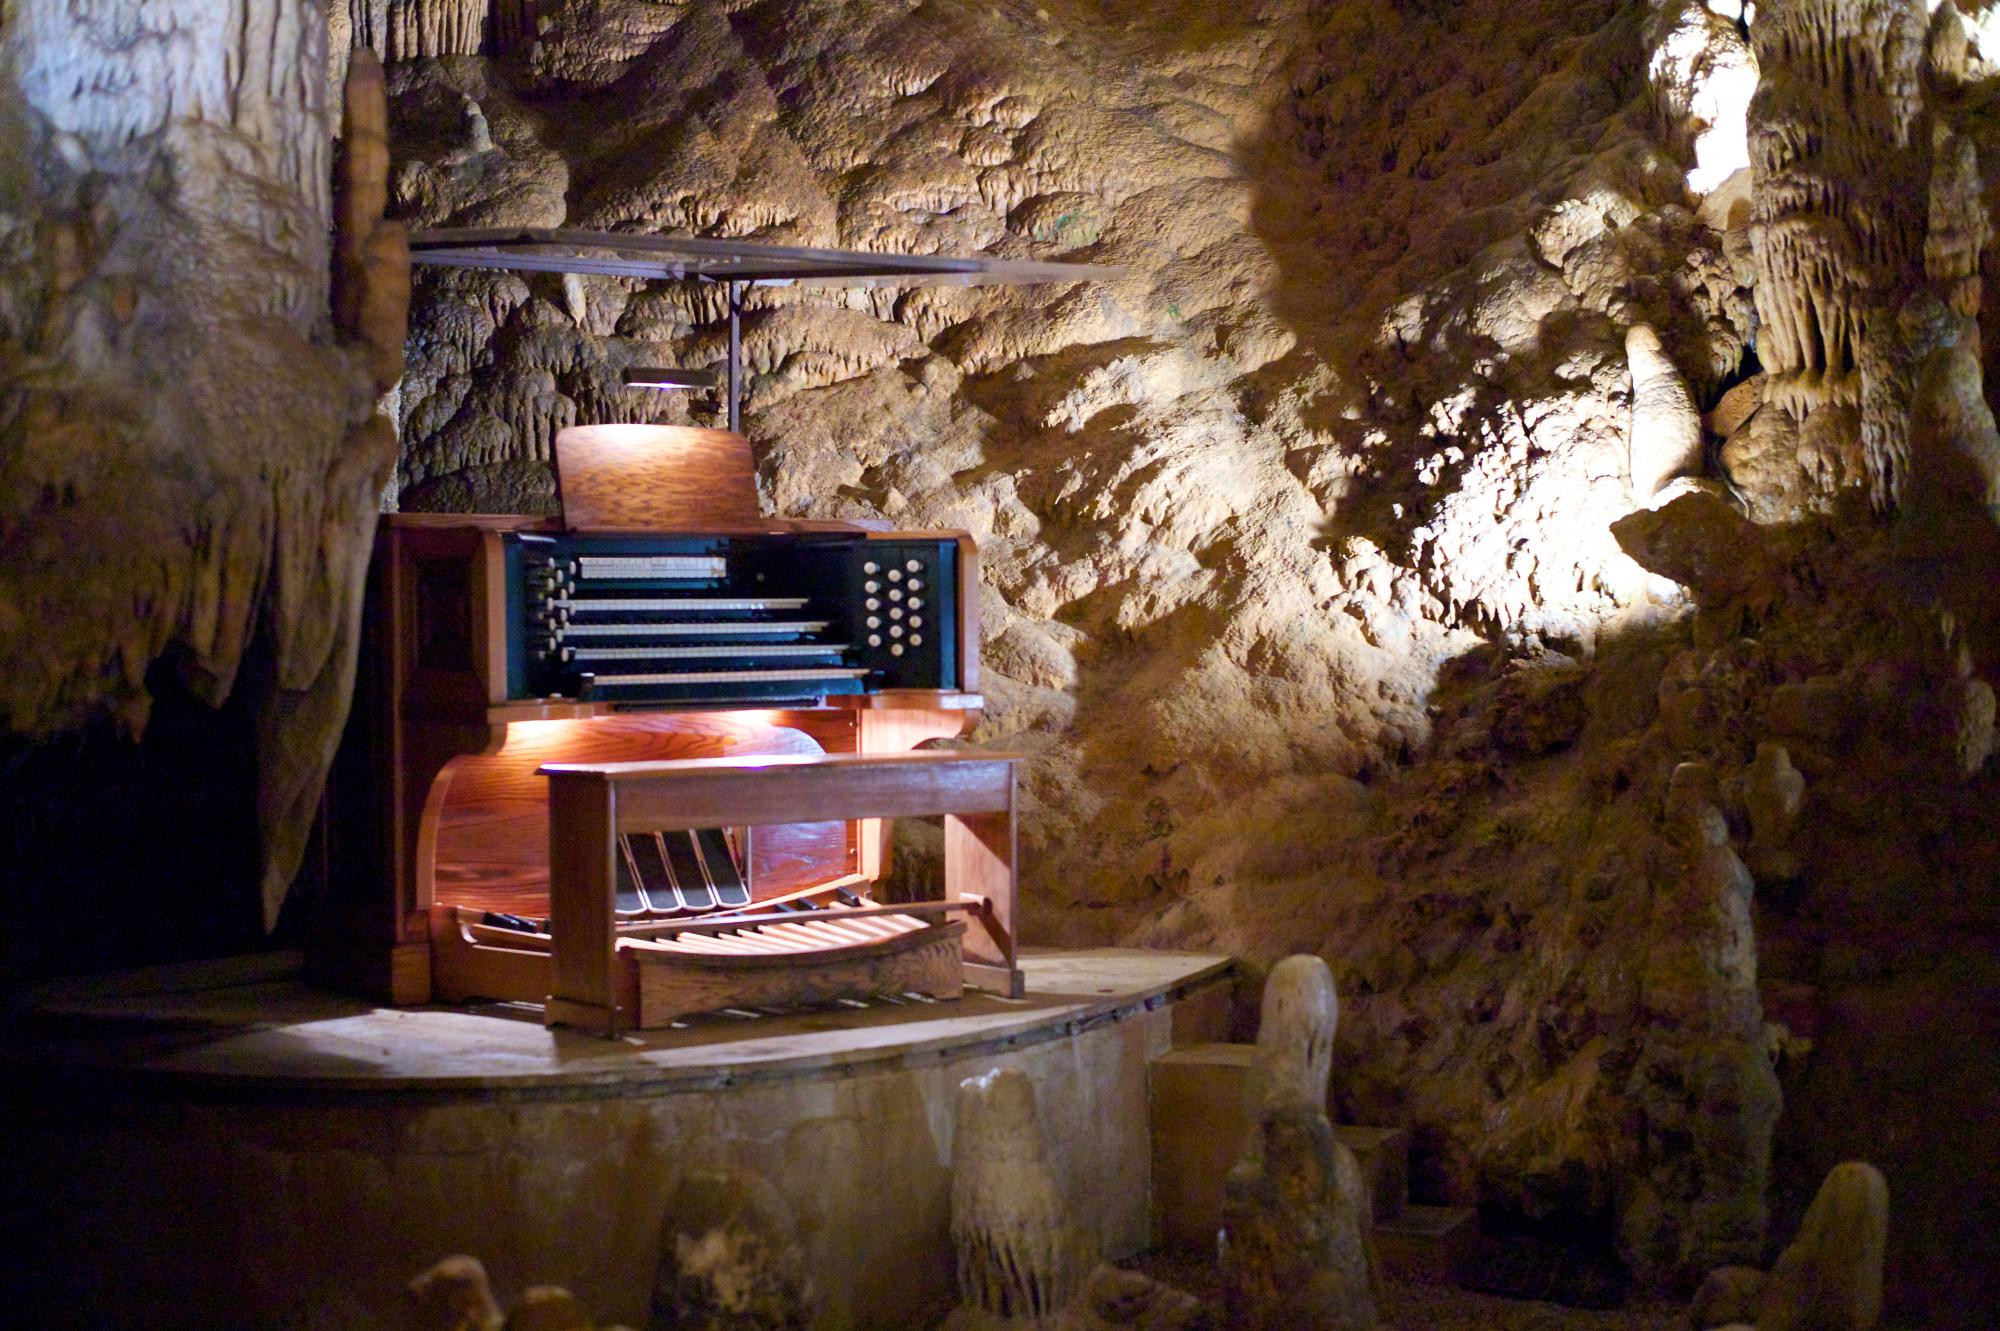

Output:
xmin=946 ymin=809 xmax=1021 ymax=995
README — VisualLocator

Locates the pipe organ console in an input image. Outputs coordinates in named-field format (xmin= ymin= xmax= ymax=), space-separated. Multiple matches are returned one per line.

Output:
xmin=313 ymin=425 xmax=1020 ymax=1029
xmin=501 ymin=531 xmax=964 ymax=705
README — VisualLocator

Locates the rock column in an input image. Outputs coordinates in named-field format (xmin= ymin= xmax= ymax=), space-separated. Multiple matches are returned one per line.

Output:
xmin=1221 ymin=956 xmax=1377 ymax=1331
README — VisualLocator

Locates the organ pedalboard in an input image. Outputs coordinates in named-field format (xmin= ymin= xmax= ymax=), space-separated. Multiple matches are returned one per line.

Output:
xmin=505 ymin=532 xmax=962 ymax=707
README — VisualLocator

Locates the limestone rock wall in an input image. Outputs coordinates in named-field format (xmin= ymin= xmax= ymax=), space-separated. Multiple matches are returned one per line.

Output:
xmin=0 ymin=2 xmax=402 ymax=942
xmin=364 ymin=0 xmax=1997 ymax=1318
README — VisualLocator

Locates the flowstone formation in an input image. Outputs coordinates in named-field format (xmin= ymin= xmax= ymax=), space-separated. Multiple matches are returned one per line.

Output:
xmin=648 ymin=1169 xmax=815 ymax=1331
xmin=377 ymin=0 xmax=1998 ymax=1317
xmin=0 ymin=1 xmax=406 ymax=968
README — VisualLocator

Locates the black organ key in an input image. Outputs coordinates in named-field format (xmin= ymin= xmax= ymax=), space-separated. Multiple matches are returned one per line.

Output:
xmin=661 ymin=831 xmax=715 ymax=911
xmin=614 ymin=838 xmax=647 ymax=916
xmin=625 ymin=833 xmax=678 ymax=913
xmin=695 ymin=828 xmax=750 ymax=908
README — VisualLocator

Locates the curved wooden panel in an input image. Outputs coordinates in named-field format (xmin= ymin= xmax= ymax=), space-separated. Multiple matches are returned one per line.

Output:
xmin=626 ymin=920 xmax=966 ymax=1028
xmin=433 ymin=711 xmax=855 ymax=916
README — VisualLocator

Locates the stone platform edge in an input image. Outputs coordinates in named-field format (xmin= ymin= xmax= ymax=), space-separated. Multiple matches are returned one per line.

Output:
xmin=1 ymin=948 xmax=1237 ymax=1108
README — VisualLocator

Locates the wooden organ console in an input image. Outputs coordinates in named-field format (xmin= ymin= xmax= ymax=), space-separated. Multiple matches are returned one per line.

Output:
xmin=313 ymin=424 xmax=1021 ymax=1031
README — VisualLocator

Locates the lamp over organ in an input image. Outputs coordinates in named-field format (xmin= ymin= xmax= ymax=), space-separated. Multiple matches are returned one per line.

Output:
xmin=312 ymin=230 xmax=1118 ymax=1030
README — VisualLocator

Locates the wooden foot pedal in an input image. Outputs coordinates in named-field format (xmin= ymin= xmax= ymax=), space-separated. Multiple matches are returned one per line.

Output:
xmin=541 ymin=751 xmax=1023 ymax=1035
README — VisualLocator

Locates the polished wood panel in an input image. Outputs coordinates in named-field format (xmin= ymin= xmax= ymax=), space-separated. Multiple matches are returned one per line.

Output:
xmin=539 ymin=751 xmax=1019 ymax=831
xmin=555 ymin=425 xmax=759 ymax=531
xmin=547 ymin=773 xmax=620 ymax=1029
xmin=431 ymin=911 xmax=550 ymax=1004
xmin=948 ymin=806 xmax=1021 ymax=994
xmin=431 ymin=710 xmax=856 ymax=916
xmin=629 ymin=922 xmax=965 ymax=1028
xmin=849 ymin=701 xmax=977 ymax=879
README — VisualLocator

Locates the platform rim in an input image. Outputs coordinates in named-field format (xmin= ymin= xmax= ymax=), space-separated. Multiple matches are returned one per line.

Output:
xmin=0 ymin=949 xmax=1235 ymax=1108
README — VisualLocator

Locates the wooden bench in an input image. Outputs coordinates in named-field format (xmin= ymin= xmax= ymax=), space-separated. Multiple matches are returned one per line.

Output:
xmin=539 ymin=750 xmax=1023 ymax=1035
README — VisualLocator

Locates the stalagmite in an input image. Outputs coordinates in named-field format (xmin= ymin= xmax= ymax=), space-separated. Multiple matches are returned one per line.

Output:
xmin=946 ymin=1067 xmax=1090 ymax=1331
xmin=649 ymin=1169 xmax=815 ymax=1331
xmin=1064 ymin=1264 xmax=1214 ymax=1331
xmin=1619 ymin=762 xmax=1780 ymax=1281
xmin=1743 ymin=741 xmax=1805 ymax=882
xmin=1626 ymin=324 xmax=1707 ymax=504
xmin=503 ymin=1286 xmax=594 ymax=1331
xmin=1220 ymin=1102 xmax=1377 ymax=1331
xmin=1247 ymin=954 xmax=1339 ymax=1115
xmin=1221 ymin=956 xmax=1377 ymax=1331
xmin=1691 ymin=1264 xmax=1767 ymax=1329
xmin=408 ymin=1255 xmax=505 ymax=1331
xmin=1755 ymin=1162 xmax=1889 ymax=1331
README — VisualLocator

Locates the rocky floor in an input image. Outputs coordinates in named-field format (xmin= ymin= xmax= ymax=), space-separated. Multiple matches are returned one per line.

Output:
xmin=1383 ymin=1285 xmax=1684 ymax=1331
xmin=1126 ymin=1249 xmax=1684 ymax=1331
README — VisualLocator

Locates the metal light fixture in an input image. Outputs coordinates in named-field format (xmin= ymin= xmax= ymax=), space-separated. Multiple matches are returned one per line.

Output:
xmin=622 ymin=366 xmax=719 ymax=391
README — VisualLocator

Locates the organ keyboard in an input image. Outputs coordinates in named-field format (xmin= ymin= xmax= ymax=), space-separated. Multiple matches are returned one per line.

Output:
xmin=500 ymin=530 xmax=964 ymax=705
xmin=312 ymin=425 xmax=1016 ymax=1022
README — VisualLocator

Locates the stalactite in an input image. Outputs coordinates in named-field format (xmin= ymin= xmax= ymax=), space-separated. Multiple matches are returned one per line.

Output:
xmin=1744 ymin=0 xmax=1930 ymax=514
xmin=341 ymin=0 xmax=543 ymax=61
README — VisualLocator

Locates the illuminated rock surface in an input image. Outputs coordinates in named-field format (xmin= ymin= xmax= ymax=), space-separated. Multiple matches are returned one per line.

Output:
xmin=1 ymin=1 xmax=1996 ymax=1323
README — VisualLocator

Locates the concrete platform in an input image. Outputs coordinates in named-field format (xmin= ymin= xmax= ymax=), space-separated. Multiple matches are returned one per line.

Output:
xmin=0 ymin=948 xmax=1232 ymax=1331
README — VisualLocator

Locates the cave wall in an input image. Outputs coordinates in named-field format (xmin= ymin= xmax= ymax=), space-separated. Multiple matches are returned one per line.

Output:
xmin=0 ymin=0 xmax=1990 ymax=1322
xmin=377 ymin=0 xmax=1999 ymax=1319
xmin=0 ymin=2 xmax=404 ymax=966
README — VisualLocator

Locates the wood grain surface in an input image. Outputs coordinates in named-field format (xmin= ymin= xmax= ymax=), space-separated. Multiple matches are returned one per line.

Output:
xmin=626 ymin=921 xmax=966 ymax=1028
xmin=433 ymin=711 xmax=853 ymax=915
xmin=540 ymin=751 xmax=1021 ymax=830
xmin=554 ymin=425 xmax=759 ymax=531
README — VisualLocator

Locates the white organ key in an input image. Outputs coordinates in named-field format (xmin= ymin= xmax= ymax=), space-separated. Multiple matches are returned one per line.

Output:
xmin=575 ymin=555 xmax=728 ymax=580
xmin=905 ymin=559 xmax=921 ymax=571
xmin=890 ymin=644 xmax=905 ymax=656
xmin=555 ymin=596 xmax=807 ymax=613
xmin=596 ymin=667 xmax=871 ymax=686
xmin=910 ymin=633 xmax=924 ymax=646
xmin=888 ymin=569 xmax=903 ymax=582
xmin=561 ymin=620 xmax=831 ymax=637
xmin=567 ymin=643 xmax=851 ymax=662
xmin=864 ymin=560 xmax=879 ymax=574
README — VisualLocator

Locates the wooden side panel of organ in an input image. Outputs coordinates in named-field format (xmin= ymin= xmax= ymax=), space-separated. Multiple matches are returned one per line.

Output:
xmin=313 ymin=427 xmax=987 ymax=1009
